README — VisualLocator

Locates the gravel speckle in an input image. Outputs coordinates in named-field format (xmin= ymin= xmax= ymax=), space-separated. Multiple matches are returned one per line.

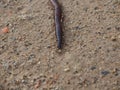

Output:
xmin=101 ymin=70 xmax=110 ymax=76
xmin=111 ymin=36 xmax=117 ymax=41
xmin=0 ymin=0 xmax=120 ymax=90
xmin=64 ymin=67 xmax=70 ymax=72
xmin=90 ymin=66 xmax=96 ymax=70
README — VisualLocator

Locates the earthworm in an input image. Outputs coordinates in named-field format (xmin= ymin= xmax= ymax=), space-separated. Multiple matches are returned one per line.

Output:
xmin=50 ymin=0 xmax=62 ymax=49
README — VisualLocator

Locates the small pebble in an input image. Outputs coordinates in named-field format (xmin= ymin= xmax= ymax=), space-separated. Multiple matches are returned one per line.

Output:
xmin=0 ymin=27 xmax=9 ymax=34
xmin=64 ymin=68 xmax=70 ymax=72
xmin=112 ymin=68 xmax=120 ymax=76
xmin=90 ymin=66 xmax=96 ymax=70
xmin=37 ymin=61 xmax=41 ymax=64
xmin=75 ymin=26 xmax=80 ymax=30
xmin=111 ymin=36 xmax=117 ymax=41
xmin=107 ymin=27 xmax=111 ymax=30
xmin=34 ymin=80 xmax=41 ymax=89
xmin=28 ymin=54 xmax=36 ymax=60
xmin=21 ymin=80 xmax=26 ymax=83
xmin=57 ymin=49 xmax=62 ymax=53
xmin=101 ymin=70 xmax=110 ymax=76
xmin=94 ymin=6 xmax=99 ymax=10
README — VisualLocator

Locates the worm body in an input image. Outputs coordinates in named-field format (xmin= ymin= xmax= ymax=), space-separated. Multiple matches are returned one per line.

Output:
xmin=50 ymin=0 xmax=62 ymax=49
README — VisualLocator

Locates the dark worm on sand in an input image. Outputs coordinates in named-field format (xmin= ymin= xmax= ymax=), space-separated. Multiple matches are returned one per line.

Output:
xmin=50 ymin=0 xmax=62 ymax=49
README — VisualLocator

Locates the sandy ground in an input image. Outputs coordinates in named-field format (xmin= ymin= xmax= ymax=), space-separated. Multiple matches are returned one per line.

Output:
xmin=0 ymin=0 xmax=120 ymax=90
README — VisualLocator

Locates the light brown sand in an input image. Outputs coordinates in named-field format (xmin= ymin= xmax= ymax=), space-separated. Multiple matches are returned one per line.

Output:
xmin=0 ymin=0 xmax=120 ymax=90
